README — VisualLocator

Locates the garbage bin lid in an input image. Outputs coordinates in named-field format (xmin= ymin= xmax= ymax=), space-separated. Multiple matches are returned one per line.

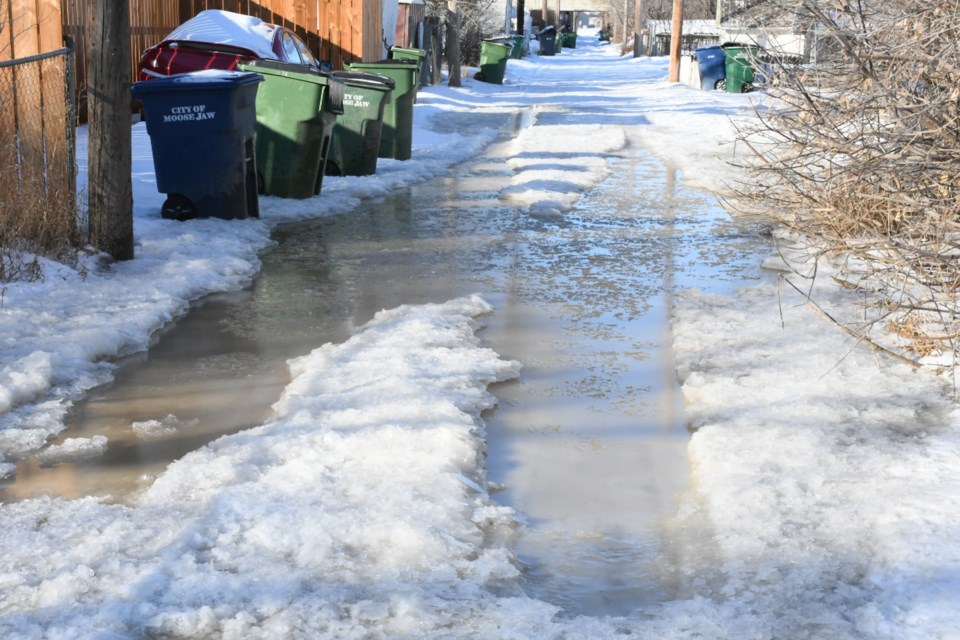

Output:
xmin=390 ymin=46 xmax=425 ymax=56
xmin=539 ymin=25 xmax=555 ymax=34
xmin=241 ymin=58 xmax=332 ymax=83
xmin=331 ymin=70 xmax=397 ymax=90
xmin=373 ymin=59 xmax=420 ymax=66
xmin=132 ymin=69 xmax=263 ymax=96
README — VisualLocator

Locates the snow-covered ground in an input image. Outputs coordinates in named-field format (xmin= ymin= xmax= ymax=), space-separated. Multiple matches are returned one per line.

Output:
xmin=2 ymin=29 xmax=960 ymax=639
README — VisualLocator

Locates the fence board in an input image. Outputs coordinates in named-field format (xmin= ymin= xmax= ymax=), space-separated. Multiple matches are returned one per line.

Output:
xmin=0 ymin=0 xmax=11 ymax=62
xmin=61 ymin=0 xmax=85 ymax=118
xmin=363 ymin=0 xmax=381 ymax=60
xmin=12 ymin=0 xmax=39 ymax=57
xmin=13 ymin=0 xmax=44 ymax=192
xmin=0 ymin=1 xmax=17 ymax=201
xmin=38 ymin=0 xmax=60 ymax=50
xmin=41 ymin=51 xmax=70 ymax=198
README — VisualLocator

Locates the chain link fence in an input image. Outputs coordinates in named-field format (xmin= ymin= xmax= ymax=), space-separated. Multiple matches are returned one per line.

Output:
xmin=0 ymin=47 xmax=78 ymax=282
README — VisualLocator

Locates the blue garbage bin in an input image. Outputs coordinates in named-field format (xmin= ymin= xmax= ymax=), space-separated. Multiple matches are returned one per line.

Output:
xmin=132 ymin=70 xmax=263 ymax=221
xmin=695 ymin=44 xmax=725 ymax=91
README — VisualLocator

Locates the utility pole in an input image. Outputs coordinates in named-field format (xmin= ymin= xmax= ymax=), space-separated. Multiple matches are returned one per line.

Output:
xmin=633 ymin=0 xmax=643 ymax=57
xmin=541 ymin=0 xmax=547 ymax=29
xmin=668 ymin=0 xmax=683 ymax=81
xmin=87 ymin=0 xmax=133 ymax=260
xmin=446 ymin=0 xmax=461 ymax=87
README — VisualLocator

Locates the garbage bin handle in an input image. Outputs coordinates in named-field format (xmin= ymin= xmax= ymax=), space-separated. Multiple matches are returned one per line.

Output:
xmin=326 ymin=78 xmax=345 ymax=116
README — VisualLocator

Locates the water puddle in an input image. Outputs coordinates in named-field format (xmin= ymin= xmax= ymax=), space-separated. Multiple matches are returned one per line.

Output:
xmin=0 ymin=123 xmax=773 ymax=618
xmin=478 ymin=144 xmax=771 ymax=616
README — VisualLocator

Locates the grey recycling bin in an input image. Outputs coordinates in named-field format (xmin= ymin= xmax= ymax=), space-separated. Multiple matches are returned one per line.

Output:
xmin=538 ymin=26 xmax=557 ymax=56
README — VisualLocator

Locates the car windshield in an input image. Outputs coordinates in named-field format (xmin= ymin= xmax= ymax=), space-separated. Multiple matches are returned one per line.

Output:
xmin=281 ymin=32 xmax=301 ymax=63
xmin=293 ymin=33 xmax=318 ymax=67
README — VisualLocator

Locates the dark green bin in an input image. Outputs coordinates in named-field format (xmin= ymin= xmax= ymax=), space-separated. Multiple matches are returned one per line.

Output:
xmin=345 ymin=59 xmax=418 ymax=161
xmin=326 ymin=71 xmax=395 ymax=176
xmin=475 ymin=40 xmax=512 ymax=84
xmin=723 ymin=44 xmax=762 ymax=93
xmin=388 ymin=46 xmax=426 ymax=90
xmin=508 ymin=35 xmax=524 ymax=59
xmin=239 ymin=59 xmax=344 ymax=198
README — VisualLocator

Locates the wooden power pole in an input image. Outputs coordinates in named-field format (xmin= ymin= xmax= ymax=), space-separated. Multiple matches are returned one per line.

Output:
xmin=633 ymin=0 xmax=644 ymax=57
xmin=446 ymin=0 xmax=461 ymax=87
xmin=668 ymin=0 xmax=683 ymax=81
xmin=87 ymin=0 xmax=133 ymax=260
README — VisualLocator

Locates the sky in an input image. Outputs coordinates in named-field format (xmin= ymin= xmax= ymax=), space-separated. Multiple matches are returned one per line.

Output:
xmin=2 ymin=30 xmax=960 ymax=639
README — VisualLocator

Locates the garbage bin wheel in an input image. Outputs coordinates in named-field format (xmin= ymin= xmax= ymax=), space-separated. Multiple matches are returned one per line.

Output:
xmin=715 ymin=78 xmax=725 ymax=91
xmin=474 ymin=72 xmax=486 ymax=82
xmin=324 ymin=160 xmax=342 ymax=177
xmin=161 ymin=195 xmax=197 ymax=221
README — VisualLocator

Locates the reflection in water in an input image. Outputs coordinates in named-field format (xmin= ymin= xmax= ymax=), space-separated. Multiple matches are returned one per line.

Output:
xmin=0 ymin=127 xmax=772 ymax=618
xmin=479 ymin=150 xmax=770 ymax=617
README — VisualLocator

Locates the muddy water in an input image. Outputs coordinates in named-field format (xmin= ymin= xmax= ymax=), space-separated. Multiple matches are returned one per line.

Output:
xmin=1 ymin=126 xmax=772 ymax=616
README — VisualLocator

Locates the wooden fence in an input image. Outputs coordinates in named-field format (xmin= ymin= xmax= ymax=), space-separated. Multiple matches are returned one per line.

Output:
xmin=1 ymin=0 xmax=63 ymax=62
xmin=58 ymin=0 xmax=383 ymax=121
xmin=1 ymin=2 xmax=76 ymax=256
xmin=0 ymin=47 xmax=77 ymax=266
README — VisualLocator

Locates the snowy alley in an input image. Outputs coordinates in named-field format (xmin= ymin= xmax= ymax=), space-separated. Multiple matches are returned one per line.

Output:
xmin=2 ymin=29 xmax=960 ymax=640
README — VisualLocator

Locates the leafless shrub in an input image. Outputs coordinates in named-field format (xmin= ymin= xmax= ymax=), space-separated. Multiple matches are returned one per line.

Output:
xmin=734 ymin=0 xmax=960 ymax=369
xmin=1 ymin=43 xmax=81 ymax=283
xmin=0 ymin=160 xmax=84 ymax=283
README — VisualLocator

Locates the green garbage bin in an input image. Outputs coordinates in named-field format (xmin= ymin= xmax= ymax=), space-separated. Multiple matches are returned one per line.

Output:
xmin=722 ymin=44 xmax=761 ymax=93
xmin=508 ymin=35 xmax=524 ymax=59
xmin=346 ymin=59 xmax=418 ymax=161
xmin=561 ymin=32 xmax=577 ymax=48
xmin=388 ymin=46 xmax=426 ymax=90
xmin=239 ymin=59 xmax=344 ymax=198
xmin=326 ymin=71 xmax=395 ymax=176
xmin=474 ymin=40 xmax=512 ymax=84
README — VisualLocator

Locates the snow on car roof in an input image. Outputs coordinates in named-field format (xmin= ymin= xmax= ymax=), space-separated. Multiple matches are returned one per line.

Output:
xmin=163 ymin=9 xmax=279 ymax=59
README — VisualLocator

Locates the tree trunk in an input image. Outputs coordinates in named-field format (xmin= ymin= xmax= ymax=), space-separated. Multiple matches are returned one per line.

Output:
xmin=87 ymin=0 xmax=133 ymax=261
xmin=446 ymin=1 xmax=461 ymax=87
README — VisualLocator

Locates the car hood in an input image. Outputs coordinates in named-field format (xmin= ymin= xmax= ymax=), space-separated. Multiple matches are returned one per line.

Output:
xmin=163 ymin=9 xmax=279 ymax=59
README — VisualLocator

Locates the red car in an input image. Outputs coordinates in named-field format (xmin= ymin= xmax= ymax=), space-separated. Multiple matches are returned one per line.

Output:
xmin=138 ymin=9 xmax=321 ymax=81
